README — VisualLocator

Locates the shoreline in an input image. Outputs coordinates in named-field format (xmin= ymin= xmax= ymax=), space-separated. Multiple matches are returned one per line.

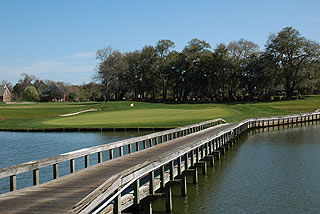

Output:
xmin=0 ymin=127 xmax=171 ymax=133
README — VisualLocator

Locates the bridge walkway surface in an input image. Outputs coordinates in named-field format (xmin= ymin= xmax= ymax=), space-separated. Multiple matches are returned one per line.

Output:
xmin=0 ymin=122 xmax=238 ymax=214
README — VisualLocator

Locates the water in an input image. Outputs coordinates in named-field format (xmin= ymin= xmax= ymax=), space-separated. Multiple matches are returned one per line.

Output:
xmin=0 ymin=130 xmax=153 ymax=193
xmin=153 ymin=122 xmax=320 ymax=214
xmin=2 ymin=123 xmax=320 ymax=213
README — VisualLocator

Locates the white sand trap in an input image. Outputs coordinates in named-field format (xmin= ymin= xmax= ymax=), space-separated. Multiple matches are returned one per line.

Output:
xmin=60 ymin=108 xmax=100 ymax=117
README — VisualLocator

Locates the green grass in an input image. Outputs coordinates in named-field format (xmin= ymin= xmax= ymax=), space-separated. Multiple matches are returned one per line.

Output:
xmin=1 ymin=96 xmax=320 ymax=130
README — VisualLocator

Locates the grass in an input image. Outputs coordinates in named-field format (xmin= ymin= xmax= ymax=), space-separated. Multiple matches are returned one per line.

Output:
xmin=0 ymin=96 xmax=320 ymax=130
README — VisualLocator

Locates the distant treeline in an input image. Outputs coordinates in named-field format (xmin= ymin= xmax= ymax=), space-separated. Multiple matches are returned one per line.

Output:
xmin=3 ymin=74 xmax=103 ymax=102
xmin=95 ymin=27 xmax=320 ymax=102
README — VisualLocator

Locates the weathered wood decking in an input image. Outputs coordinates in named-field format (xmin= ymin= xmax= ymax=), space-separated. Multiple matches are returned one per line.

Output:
xmin=0 ymin=123 xmax=236 ymax=214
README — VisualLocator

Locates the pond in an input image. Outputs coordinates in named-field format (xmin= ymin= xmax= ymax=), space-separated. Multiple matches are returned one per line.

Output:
xmin=0 ymin=130 xmax=154 ymax=193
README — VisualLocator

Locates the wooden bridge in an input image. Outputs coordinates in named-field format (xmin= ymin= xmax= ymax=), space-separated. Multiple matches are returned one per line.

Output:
xmin=0 ymin=113 xmax=319 ymax=214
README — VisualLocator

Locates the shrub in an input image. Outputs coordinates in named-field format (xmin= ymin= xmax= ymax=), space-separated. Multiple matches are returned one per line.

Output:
xmin=22 ymin=86 xmax=40 ymax=102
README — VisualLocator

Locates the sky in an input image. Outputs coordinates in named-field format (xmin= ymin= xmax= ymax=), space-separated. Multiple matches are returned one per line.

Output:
xmin=0 ymin=0 xmax=319 ymax=85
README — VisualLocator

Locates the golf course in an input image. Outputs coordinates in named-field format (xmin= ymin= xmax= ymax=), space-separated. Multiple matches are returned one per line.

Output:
xmin=1 ymin=96 xmax=320 ymax=130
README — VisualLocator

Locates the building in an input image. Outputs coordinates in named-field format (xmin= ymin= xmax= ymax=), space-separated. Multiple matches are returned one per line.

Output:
xmin=41 ymin=84 xmax=66 ymax=102
xmin=0 ymin=85 xmax=12 ymax=102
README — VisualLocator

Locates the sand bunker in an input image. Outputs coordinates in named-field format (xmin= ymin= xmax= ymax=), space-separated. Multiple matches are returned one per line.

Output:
xmin=60 ymin=108 xmax=100 ymax=117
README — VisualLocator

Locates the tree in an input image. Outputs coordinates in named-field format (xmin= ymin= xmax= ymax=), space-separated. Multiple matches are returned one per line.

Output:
xmin=227 ymin=39 xmax=260 ymax=99
xmin=22 ymin=86 xmax=40 ymax=102
xmin=125 ymin=51 xmax=143 ymax=99
xmin=265 ymin=27 xmax=320 ymax=98
xmin=183 ymin=38 xmax=212 ymax=100
xmin=155 ymin=39 xmax=175 ymax=101
xmin=33 ymin=79 xmax=47 ymax=95
xmin=212 ymin=43 xmax=231 ymax=100
xmin=68 ymin=92 xmax=77 ymax=101
xmin=91 ymin=90 xmax=102 ymax=101
xmin=96 ymin=48 xmax=128 ymax=100
xmin=139 ymin=46 xmax=158 ymax=99
xmin=78 ymin=88 xmax=88 ymax=102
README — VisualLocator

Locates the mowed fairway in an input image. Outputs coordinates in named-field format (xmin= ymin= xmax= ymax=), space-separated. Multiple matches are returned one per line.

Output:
xmin=43 ymin=108 xmax=230 ymax=128
xmin=0 ymin=96 xmax=320 ymax=130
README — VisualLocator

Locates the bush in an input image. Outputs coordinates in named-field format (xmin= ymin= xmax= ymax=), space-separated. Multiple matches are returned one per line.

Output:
xmin=22 ymin=86 xmax=40 ymax=102
xmin=273 ymin=96 xmax=281 ymax=101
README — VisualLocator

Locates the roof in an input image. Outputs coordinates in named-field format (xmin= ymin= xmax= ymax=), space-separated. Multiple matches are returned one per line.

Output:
xmin=0 ymin=85 xmax=9 ymax=96
xmin=42 ymin=84 xmax=64 ymax=96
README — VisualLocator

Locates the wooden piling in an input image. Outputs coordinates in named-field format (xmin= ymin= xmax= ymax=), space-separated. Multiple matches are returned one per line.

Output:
xmin=181 ymin=172 xmax=187 ymax=196
xmin=165 ymin=185 xmax=172 ymax=213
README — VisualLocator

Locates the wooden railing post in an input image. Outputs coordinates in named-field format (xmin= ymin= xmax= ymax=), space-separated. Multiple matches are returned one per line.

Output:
xmin=113 ymin=188 xmax=121 ymax=214
xmin=33 ymin=169 xmax=39 ymax=186
xmin=200 ymin=145 xmax=204 ymax=160
xmin=134 ymin=179 xmax=140 ymax=206
xmin=53 ymin=163 xmax=59 ymax=179
xmin=128 ymin=144 xmax=132 ymax=154
xmin=149 ymin=171 xmax=154 ymax=195
xmin=143 ymin=140 xmax=147 ymax=149
xmin=190 ymin=150 xmax=194 ymax=167
xmin=70 ymin=159 xmax=75 ymax=173
xmin=119 ymin=147 xmax=123 ymax=157
xmin=109 ymin=149 xmax=114 ymax=160
xmin=85 ymin=155 xmax=89 ymax=168
xmin=177 ymin=156 xmax=182 ymax=176
xmin=10 ymin=175 xmax=16 ymax=191
xmin=160 ymin=166 xmax=165 ymax=189
xmin=196 ymin=147 xmax=199 ymax=163
xmin=98 ymin=152 xmax=102 ymax=163
xmin=169 ymin=161 xmax=174 ymax=180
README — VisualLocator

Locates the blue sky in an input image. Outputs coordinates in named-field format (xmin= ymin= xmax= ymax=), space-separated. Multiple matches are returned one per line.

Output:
xmin=1 ymin=0 xmax=319 ymax=85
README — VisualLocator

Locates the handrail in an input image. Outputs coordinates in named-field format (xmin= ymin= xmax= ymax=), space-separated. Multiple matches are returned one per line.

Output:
xmin=78 ymin=125 xmax=232 ymax=214
xmin=73 ymin=111 xmax=320 ymax=214
xmin=0 ymin=118 xmax=226 ymax=189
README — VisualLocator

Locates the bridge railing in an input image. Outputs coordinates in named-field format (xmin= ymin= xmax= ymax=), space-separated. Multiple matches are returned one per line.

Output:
xmin=0 ymin=118 xmax=225 ymax=192
xmin=72 ymin=112 xmax=320 ymax=214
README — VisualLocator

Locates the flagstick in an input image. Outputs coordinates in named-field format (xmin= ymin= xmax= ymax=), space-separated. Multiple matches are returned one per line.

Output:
xmin=133 ymin=105 xmax=135 ymax=120
xmin=130 ymin=103 xmax=135 ymax=120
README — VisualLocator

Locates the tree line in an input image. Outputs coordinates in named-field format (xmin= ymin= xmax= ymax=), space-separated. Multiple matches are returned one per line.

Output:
xmin=2 ymin=74 xmax=103 ymax=102
xmin=96 ymin=27 xmax=320 ymax=102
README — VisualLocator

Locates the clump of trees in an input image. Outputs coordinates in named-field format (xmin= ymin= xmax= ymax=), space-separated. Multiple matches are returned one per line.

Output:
xmin=9 ymin=73 xmax=103 ymax=102
xmin=96 ymin=27 xmax=320 ymax=102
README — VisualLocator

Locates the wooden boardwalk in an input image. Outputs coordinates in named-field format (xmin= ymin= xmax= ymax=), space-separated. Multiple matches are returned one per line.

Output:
xmin=0 ymin=123 xmax=238 ymax=214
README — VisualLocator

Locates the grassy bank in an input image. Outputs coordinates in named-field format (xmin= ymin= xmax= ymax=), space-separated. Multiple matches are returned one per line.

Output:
xmin=0 ymin=96 xmax=320 ymax=130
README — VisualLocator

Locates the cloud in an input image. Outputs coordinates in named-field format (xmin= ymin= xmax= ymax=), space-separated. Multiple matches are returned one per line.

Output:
xmin=0 ymin=52 xmax=97 ymax=84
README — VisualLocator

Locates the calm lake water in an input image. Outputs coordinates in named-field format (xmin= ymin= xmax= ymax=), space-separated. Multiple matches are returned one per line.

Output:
xmin=0 ymin=130 xmax=153 ymax=193
xmin=153 ymin=122 xmax=320 ymax=214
